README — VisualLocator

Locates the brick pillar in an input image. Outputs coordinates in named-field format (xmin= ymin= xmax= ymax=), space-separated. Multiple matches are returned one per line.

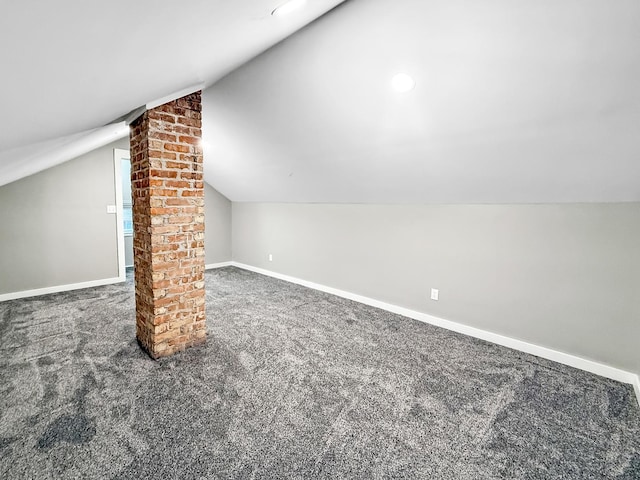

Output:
xmin=129 ymin=91 xmax=206 ymax=359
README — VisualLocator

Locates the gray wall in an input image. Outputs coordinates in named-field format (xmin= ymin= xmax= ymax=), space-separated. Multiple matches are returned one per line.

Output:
xmin=0 ymin=141 xmax=232 ymax=294
xmin=205 ymin=183 xmax=232 ymax=265
xmin=232 ymin=202 xmax=640 ymax=375
xmin=0 ymin=138 xmax=129 ymax=293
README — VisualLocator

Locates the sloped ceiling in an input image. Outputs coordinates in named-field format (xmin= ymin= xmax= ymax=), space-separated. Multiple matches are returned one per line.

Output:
xmin=202 ymin=0 xmax=640 ymax=203
xmin=0 ymin=0 xmax=344 ymax=185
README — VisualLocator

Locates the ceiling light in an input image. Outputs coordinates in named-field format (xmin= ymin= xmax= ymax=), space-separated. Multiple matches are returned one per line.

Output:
xmin=272 ymin=0 xmax=307 ymax=16
xmin=391 ymin=73 xmax=416 ymax=93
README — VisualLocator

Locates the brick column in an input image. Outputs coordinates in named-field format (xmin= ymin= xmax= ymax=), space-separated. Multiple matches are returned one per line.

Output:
xmin=129 ymin=91 xmax=206 ymax=359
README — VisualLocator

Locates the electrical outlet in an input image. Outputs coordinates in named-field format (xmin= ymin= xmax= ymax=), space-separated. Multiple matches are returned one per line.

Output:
xmin=268 ymin=254 xmax=273 ymax=262
xmin=430 ymin=288 xmax=439 ymax=301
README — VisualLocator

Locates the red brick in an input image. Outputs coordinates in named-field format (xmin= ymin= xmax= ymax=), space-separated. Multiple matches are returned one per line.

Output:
xmin=165 ymin=198 xmax=194 ymax=206
xmin=178 ymin=135 xmax=200 ymax=145
xmin=164 ymin=180 xmax=191 ymax=189
xmin=149 ymin=131 xmax=177 ymax=142
xmin=164 ymin=143 xmax=191 ymax=153
xmin=149 ymin=169 xmax=178 ymax=179
xmin=165 ymin=161 xmax=191 ymax=170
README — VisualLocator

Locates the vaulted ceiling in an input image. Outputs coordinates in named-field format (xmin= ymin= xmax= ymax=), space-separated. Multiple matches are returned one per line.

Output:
xmin=202 ymin=0 xmax=640 ymax=203
xmin=2 ymin=0 xmax=639 ymax=203
xmin=0 ymin=0 xmax=344 ymax=185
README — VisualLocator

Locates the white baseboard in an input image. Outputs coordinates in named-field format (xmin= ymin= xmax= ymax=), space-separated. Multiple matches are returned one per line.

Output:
xmin=3 ymin=261 xmax=637 ymax=407
xmin=231 ymin=262 xmax=640 ymax=406
xmin=0 ymin=276 xmax=125 ymax=302
xmin=205 ymin=261 xmax=232 ymax=270
xmin=1 ymin=261 xmax=233 ymax=301
xmin=0 ymin=261 xmax=232 ymax=302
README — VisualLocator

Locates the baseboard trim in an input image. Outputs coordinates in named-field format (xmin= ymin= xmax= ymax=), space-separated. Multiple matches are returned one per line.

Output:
xmin=1 ymin=261 xmax=232 ymax=301
xmin=205 ymin=261 xmax=232 ymax=270
xmin=0 ymin=276 xmax=125 ymax=302
xmin=231 ymin=262 xmax=640 ymax=406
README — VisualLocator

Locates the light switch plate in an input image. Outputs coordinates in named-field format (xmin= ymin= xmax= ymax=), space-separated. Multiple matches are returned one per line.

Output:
xmin=106 ymin=205 xmax=117 ymax=214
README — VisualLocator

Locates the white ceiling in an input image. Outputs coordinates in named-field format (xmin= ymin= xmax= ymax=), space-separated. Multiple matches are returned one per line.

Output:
xmin=202 ymin=0 xmax=640 ymax=203
xmin=0 ymin=0 xmax=344 ymax=184
xmin=2 ymin=0 xmax=639 ymax=203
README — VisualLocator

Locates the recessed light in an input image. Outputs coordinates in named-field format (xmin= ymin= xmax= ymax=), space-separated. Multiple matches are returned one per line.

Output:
xmin=272 ymin=0 xmax=307 ymax=16
xmin=391 ymin=73 xmax=416 ymax=93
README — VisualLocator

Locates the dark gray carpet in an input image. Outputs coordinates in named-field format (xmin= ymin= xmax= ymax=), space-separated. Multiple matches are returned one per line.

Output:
xmin=0 ymin=266 xmax=638 ymax=479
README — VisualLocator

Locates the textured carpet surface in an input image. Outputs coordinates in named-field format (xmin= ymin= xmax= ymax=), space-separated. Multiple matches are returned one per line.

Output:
xmin=0 ymin=266 xmax=638 ymax=479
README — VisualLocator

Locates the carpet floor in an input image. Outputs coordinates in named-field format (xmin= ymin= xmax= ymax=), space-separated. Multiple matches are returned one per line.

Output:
xmin=0 ymin=266 xmax=638 ymax=479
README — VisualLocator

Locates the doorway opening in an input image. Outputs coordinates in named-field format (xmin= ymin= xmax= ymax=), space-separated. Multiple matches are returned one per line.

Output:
xmin=113 ymin=148 xmax=132 ymax=281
